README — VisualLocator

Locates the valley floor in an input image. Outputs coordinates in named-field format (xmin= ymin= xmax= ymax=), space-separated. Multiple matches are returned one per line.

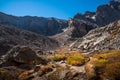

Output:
xmin=0 ymin=46 xmax=120 ymax=80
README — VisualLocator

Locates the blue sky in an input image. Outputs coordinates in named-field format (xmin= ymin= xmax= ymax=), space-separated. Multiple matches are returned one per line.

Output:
xmin=0 ymin=0 xmax=110 ymax=19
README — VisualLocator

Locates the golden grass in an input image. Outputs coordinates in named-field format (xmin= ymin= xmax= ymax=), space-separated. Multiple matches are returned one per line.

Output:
xmin=48 ymin=51 xmax=86 ymax=66
xmin=0 ymin=69 xmax=6 ymax=74
xmin=52 ymin=54 xmax=66 ymax=62
xmin=38 ymin=64 xmax=53 ymax=76
xmin=85 ymin=50 xmax=120 ymax=80
xmin=94 ymin=59 xmax=108 ymax=68
xmin=104 ymin=62 xmax=120 ymax=80
xmin=66 ymin=52 xmax=85 ymax=66
xmin=19 ymin=69 xmax=34 ymax=80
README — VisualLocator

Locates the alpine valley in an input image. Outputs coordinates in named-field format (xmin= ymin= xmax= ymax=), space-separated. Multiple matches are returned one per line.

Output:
xmin=0 ymin=1 xmax=120 ymax=80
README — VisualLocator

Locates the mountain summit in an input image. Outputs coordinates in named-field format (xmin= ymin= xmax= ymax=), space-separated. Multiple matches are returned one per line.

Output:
xmin=74 ymin=0 xmax=120 ymax=26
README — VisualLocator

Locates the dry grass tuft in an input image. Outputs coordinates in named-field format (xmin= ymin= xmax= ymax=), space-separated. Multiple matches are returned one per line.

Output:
xmin=85 ymin=50 xmax=120 ymax=80
xmin=66 ymin=52 xmax=85 ymax=66
xmin=38 ymin=64 xmax=53 ymax=76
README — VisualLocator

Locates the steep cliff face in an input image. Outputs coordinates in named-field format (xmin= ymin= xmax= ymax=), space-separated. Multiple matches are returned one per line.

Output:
xmin=0 ymin=12 xmax=68 ymax=36
xmin=51 ymin=19 xmax=97 ymax=45
xmin=0 ymin=25 xmax=59 ymax=55
xmin=70 ymin=20 xmax=120 ymax=53
xmin=74 ymin=1 xmax=120 ymax=26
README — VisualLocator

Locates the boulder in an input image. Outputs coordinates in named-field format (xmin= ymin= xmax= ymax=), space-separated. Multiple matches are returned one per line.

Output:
xmin=0 ymin=46 xmax=48 ymax=69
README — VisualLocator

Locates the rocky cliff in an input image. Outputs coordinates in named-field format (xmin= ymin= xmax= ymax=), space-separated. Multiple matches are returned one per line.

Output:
xmin=51 ymin=18 xmax=97 ymax=45
xmin=70 ymin=20 xmax=120 ymax=53
xmin=74 ymin=1 xmax=120 ymax=26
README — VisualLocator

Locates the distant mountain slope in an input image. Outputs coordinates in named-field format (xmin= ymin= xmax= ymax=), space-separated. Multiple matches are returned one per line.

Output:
xmin=74 ymin=1 xmax=120 ymax=26
xmin=69 ymin=20 xmax=120 ymax=53
xmin=0 ymin=12 xmax=68 ymax=36
xmin=0 ymin=25 xmax=59 ymax=55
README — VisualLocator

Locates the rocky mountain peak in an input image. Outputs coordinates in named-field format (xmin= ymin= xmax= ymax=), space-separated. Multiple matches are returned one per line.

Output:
xmin=108 ymin=0 xmax=120 ymax=7
xmin=74 ymin=0 xmax=120 ymax=26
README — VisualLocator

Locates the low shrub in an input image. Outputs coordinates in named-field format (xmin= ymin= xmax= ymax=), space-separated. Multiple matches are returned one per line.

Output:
xmin=52 ymin=55 xmax=66 ymax=62
xmin=104 ymin=62 xmax=120 ymax=80
xmin=0 ymin=69 xmax=6 ymax=74
xmin=39 ymin=64 xmax=53 ymax=76
xmin=66 ymin=52 xmax=85 ymax=66
xmin=85 ymin=50 xmax=120 ymax=80
xmin=94 ymin=59 xmax=108 ymax=68
xmin=19 ymin=69 xmax=34 ymax=80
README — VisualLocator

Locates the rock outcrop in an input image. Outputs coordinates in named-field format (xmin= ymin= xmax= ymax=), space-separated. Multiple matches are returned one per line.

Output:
xmin=70 ymin=20 xmax=120 ymax=53
xmin=52 ymin=18 xmax=97 ymax=45
xmin=0 ymin=46 xmax=48 ymax=69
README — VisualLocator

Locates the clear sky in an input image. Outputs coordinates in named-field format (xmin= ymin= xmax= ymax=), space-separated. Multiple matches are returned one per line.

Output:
xmin=0 ymin=0 xmax=110 ymax=19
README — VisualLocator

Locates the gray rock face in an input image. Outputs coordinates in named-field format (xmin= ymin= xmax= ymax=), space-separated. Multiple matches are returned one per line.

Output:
xmin=74 ymin=1 xmax=120 ymax=26
xmin=0 ymin=12 xmax=68 ymax=36
xmin=70 ymin=20 xmax=120 ymax=53
xmin=0 ymin=46 xmax=48 ymax=70
xmin=0 ymin=25 xmax=59 ymax=55
xmin=3 ymin=46 xmax=48 ymax=65
xmin=52 ymin=19 xmax=97 ymax=45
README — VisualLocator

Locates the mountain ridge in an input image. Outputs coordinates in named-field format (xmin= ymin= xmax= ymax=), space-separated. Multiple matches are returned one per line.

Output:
xmin=74 ymin=0 xmax=120 ymax=26
xmin=0 ymin=12 xmax=68 ymax=36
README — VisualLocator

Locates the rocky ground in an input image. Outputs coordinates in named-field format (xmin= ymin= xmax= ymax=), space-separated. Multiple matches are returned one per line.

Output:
xmin=0 ymin=46 xmax=120 ymax=80
xmin=0 ymin=46 xmax=87 ymax=80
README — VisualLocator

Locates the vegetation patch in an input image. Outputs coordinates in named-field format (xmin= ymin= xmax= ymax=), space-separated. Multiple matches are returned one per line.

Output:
xmin=66 ymin=52 xmax=85 ymax=66
xmin=38 ymin=64 xmax=53 ymax=76
xmin=104 ymin=62 xmax=120 ymax=80
xmin=0 ymin=69 xmax=6 ymax=74
xmin=94 ymin=59 xmax=108 ymax=68
xmin=85 ymin=50 xmax=120 ymax=80
xmin=52 ymin=54 xmax=66 ymax=62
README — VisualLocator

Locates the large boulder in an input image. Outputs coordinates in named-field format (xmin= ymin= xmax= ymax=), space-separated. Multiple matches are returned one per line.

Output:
xmin=0 ymin=46 xmax=48 ymax=69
